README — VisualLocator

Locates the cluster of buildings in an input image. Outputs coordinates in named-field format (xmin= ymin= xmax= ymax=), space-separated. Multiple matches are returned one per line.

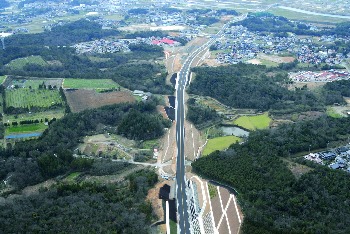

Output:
xmin=214 ymin=25 xmax=350 ymax=66
xmin=304 ymin=146 xmax=350 ymax=173
xmin=73 ymin=38 xmax=130 ymax=54
xmin=289 ymin=70 xmax=350 ymax=82
xmin=73 ymin=36 xmax=180 ymax=54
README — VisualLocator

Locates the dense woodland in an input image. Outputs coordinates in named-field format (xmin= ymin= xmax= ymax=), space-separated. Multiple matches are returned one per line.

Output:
xmin=235 ymin=12 xmax=350 ymax=37
xmin=189 ymin=63 xmax=345 ymax=115
xmin=186 ymin=98 xmax=221 ymax=129
xmin=193 ymin=116 xmax=350 ymax=233
xmin=0 ymin=165 xmax=157 ymax=233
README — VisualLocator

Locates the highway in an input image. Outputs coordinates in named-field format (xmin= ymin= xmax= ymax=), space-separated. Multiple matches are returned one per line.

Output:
xmin=175 ymin=15 xmax=247 ymax=233
xmin=175 ymin=16 xmax=241 ymax=234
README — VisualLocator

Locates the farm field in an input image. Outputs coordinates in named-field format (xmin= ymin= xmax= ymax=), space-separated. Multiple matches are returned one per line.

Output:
xmin=64 ymin=89 xmax=135 ymax=112
xmin=3 ymin=110 xmax=64 ymax=124
xmin=5 ymin=123 xmax=47 ymax=134
xmin=63 ymin=79 xmax=119 ymax=90
xmin=5 ymin=89 xmax=63 ymax=109
xmin=203 ymin=136 xmax=241 ymax=156
xmin=9 ymin=78 xmax=63 ymax=89
xmin=233 ymin=113 xmax=272 ymax=131
xmin=6 ymin=56 xmax=47 ymax=69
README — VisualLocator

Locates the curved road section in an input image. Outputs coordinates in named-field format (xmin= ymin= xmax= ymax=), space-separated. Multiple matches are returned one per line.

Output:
xmin=174 ymin=15 xmax=245 ymax=233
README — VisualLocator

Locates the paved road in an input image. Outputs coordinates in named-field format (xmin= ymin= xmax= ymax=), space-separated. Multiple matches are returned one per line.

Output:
xmin=175 ymin=15 xmax=247 ymax=233
xmin=175 ymin=18 xmax=239 ymax=234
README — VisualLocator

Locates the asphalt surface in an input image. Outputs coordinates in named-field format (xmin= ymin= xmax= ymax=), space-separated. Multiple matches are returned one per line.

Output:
xmin=175 ymin=15 xmax=246 ymax=234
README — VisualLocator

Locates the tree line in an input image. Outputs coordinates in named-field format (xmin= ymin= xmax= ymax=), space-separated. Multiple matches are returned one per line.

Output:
xmin=0 ymin=165 xmax=158 ymax=233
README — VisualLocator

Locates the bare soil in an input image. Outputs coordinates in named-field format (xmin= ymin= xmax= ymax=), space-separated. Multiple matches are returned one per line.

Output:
xmin=64 ymin=90 xmax=135 ymax=112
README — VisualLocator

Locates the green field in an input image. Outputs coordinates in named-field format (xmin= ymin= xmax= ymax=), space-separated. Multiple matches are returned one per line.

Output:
xmin=233 ymin=113 xmax=271 ymax=131
xmin=203 ymin=136 xmax=241 ymax=156
xmin=6 ymin=56 xmax=47 ymax=69
xmin=3 ymin=110 xmax=65 ymax=124
xmin=268 ymin=8 xmax=348 ymax=23
xmin=5 ymin=89 xmax=63 ymax=109
xmin=326 ymin=107 xmax=345 ymax=118
xmin=259 ymin=59 xmax=279 ymax=67
xmin=5 ymin=124 xmax=47 ymax=134
xmin=63 ymin=79 xmax=119 ymax=89
xmin=0 ymin=76 xmax=6 ymax=84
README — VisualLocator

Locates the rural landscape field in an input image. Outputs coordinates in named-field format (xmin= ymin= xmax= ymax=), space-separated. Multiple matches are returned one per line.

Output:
xmin=1 ymin=0 xmax=350 ymax=233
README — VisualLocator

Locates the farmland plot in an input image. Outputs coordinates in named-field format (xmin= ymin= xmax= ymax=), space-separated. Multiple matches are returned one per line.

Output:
xmin=64 ymin=89 xmax=135 ymax=112
xmin=5 ymin=89 xmax=63 ymax=109
xmin=63 ymin=79 xmax=119 ymax=90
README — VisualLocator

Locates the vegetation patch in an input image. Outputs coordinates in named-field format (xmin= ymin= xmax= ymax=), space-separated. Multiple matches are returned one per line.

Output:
xmin=233 ymin=113 xmax=271 ymax=130
xmin=326 ymin=106 xmax=345 ymax=118
xmin=6 ymin=56 xmax=47 ymax=69
xmin=5 ymin=88 xmax=63 ymax=110
xmin=63 ymin=79 xmax=119 ymax=90
xmin=6 ymin=124 xmax=46 ymax=134
xmin=208 ymin=183 xmax=218 ymax=199
xmin=0 ymin=76 xmax=6 ymax=84
xmin=203 ymin=136 xmax=240 ymax=156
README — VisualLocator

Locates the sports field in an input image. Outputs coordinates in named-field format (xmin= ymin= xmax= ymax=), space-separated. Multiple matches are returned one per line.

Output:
xmin=5 ymin=89 xmax=63 ymax=109
xmin=233 ymin=113 xmax=271 ymax=131
xmin=6 ymin=56 xmax=47 ymax=69
xmin=203 ymin=136 xmax=241 ymax=156
xmin=63 ymin=79 xmax=119 ymax=89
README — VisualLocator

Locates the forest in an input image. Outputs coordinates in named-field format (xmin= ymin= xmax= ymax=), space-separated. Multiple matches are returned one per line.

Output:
xmin=186 ymin=98 xmax=221 ymax=129
xmin=0 ymin=165 xmax=158 ymax=233
xmin=189 ymin=63 xmax=344 ymax=115
xmin=0 ymin=99 xmax=169 ymax=190
xmin=192 ymin=115 xmax=350 ymax=233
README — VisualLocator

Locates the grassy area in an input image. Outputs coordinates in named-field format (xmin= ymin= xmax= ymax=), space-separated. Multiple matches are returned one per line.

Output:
xmin=208 ymin=183 xmax=218 ymax=199
xmin=203 ymin=136 xmax=241 ymax=156
xmin=5 ymin=124 xmax=47 ymax=134
xmin=142 ymin=139 xmax=159 ymax=150
xmin=6 ymin=56 xmax=47 ymax=69
xmin=233 ymin=113 xmax=271 ymax=131
xmin=0 ymin=76 xmax=7 ymax=84
xmin=170 ymin=220 xmax=177 ymax=234
xmin=326 ymin=107 xmax=345 ymax=118
xmin=63 ymin=79 xmax=119 ymax=89
xmin=259 ymin=59 xmax=279 ymax=67
xmin=5 ymin=89 xmax=63 ymax=109
xmin=66 ymin=172 xmax=81 ymax=182
xmin=3 ymin=110 xmax=65 ymax=124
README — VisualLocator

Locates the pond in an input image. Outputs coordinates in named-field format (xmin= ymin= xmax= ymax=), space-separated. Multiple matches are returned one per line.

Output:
xmin=5 ymin=132 xmax=42 ymax=139
xmin=221 ymin=126 xmax=249 ymax=137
